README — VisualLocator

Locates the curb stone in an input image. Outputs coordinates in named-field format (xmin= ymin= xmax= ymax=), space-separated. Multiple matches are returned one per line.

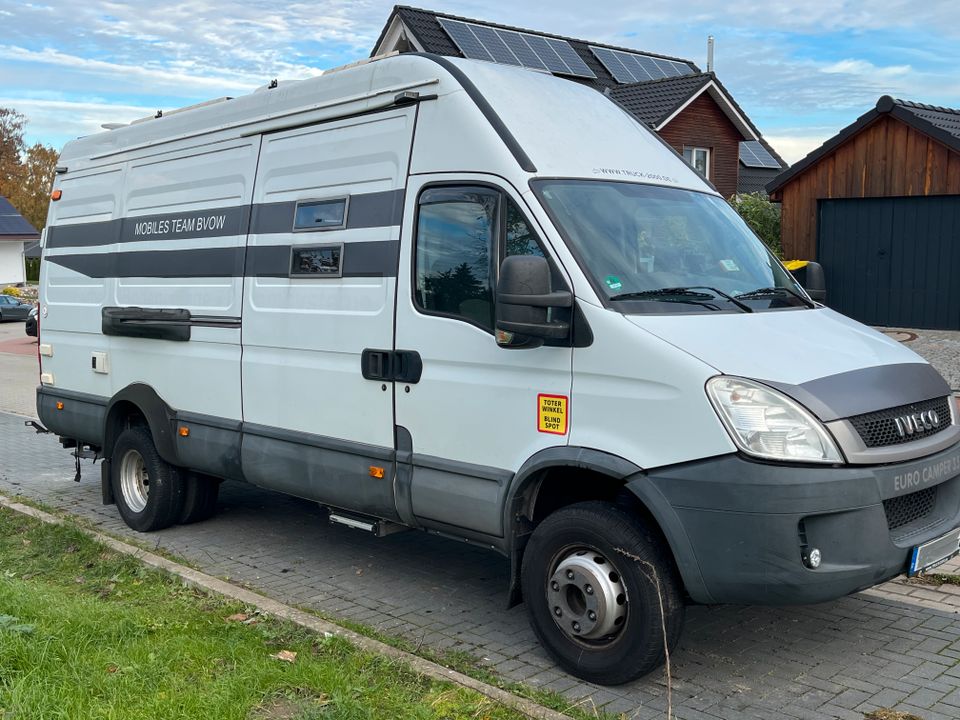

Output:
xmin=0 ymin=494 xmax=574 ymax=720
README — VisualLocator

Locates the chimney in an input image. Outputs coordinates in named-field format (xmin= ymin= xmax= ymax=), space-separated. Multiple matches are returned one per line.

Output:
xmin=707 ymin=35 xmax=715 ymax=73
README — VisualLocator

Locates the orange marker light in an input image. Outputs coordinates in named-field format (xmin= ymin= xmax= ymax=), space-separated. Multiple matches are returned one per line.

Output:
xmin=50 ymin=190 xmax=62 ymax=201
xmin=178 ymin=426 xmax=190 ymax=437
xmin=55 ymin=401 xmax=64 ymax=410
xmin=369 ymin=466 xmax=385 ymax=479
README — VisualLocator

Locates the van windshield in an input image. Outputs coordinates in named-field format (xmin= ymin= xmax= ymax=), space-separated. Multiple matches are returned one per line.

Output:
xmin=532 ymin=180 xmax=809 ymax=313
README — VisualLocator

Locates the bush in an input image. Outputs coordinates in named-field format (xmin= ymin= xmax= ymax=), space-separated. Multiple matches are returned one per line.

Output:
xmin=25 ymin=258 xmax=40 ymax=283
xmin=2 ymin=286 xmax=21 ymax=297
xmin=729 ymin=192 xmax=782 ymax=257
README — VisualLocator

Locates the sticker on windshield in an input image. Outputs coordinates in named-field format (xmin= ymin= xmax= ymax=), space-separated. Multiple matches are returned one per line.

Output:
xmin=720 ymin=259 xmax=740 ymax=272
xmin=605 ymin=275 xmax=623 ymax=290
xmin=538 ymin=394 xmax=568 ymax=435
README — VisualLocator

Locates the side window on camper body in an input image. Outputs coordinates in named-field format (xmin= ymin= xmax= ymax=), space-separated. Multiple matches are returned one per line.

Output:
xmin=414 ymin=186 xmax=547 ymax=332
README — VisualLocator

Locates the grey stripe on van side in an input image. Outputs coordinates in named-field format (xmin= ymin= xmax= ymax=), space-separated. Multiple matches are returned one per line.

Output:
xmin=251 ymin=189 xmax=405 ymax=234
xmin=45 ymin=240 xmax=399 ymax=279
xmin=46 ymin=189 xmax=404 ymax=249
xmin=46 ymin=206 xmax=251 ymax=249
xmin=246 ymin=241 xmax=399 ymax=277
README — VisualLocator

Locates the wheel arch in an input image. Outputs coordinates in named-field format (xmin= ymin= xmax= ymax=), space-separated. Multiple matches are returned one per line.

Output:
xmin=103 ymin=384 xmax=178 ymax=465
xmin=504 ymin=447 xmax=710 ymax=606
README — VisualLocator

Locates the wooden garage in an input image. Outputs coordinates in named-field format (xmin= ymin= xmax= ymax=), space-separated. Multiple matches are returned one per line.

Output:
xmin=768 ymin=96 xmax=960 ymax=330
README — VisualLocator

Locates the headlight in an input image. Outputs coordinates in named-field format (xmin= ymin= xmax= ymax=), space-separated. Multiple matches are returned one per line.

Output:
xmin=706 ymin=376 xmax=843 ymax=464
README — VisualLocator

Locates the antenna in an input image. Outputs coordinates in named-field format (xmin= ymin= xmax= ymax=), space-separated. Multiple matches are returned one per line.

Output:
xmin=707 ymin=35 xmax=715 ymax=73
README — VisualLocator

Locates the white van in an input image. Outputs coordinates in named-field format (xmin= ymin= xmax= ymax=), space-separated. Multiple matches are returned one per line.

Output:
xmin=37 ymin=53 xmax=960 ymax=685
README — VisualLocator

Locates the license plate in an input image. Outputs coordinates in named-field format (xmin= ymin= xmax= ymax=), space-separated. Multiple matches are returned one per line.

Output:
xmin=909 ymin=527 xmax=960 ymax=576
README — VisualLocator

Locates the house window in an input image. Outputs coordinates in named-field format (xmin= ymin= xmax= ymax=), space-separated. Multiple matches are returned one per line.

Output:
xmin=682 ymin=147 xmax=710 ymax=179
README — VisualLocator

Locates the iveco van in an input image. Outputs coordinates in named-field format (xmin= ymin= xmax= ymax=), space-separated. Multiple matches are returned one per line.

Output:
xmin=37 ymin=53 xmax=960 ymax=684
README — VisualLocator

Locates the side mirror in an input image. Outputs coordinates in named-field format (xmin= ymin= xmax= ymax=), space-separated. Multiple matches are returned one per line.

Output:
xmin=789 ymin=261 xmax=826 ymax=303
xmin=495 ymin=255 xmax=572 ymax=347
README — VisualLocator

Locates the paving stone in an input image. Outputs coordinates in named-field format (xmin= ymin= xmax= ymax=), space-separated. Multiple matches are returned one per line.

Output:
xmin=5 ymin=406 xmax=960 ymax=720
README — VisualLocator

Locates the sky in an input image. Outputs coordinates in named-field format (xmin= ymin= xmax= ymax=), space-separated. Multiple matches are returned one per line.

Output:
xmin=0 ymin=0 xmax=957 ymax=165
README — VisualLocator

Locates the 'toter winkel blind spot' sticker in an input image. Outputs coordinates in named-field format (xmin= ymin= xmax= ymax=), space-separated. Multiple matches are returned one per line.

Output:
xmin=538 ymin=394 xmax=569 ymax=435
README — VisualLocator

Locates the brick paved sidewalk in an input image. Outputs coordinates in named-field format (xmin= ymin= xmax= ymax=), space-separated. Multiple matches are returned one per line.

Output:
xmin=3 ymin=410 xmax=960 ymax=719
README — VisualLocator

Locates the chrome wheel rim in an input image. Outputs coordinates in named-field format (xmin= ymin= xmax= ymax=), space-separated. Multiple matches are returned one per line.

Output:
xmin=119 ymin=448 xmax=149 ymax=513
xmin=547 ymin=547 xmax=628 ymax=643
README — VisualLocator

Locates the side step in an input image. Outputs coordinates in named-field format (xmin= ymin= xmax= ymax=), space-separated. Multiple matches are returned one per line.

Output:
xmin=327 ymin=509 xmax=408 ymax=538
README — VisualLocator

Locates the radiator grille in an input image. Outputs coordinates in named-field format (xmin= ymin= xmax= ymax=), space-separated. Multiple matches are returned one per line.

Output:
xmin=849 ymin=396 xmax=952 ymax=448
xmin=883 ymin=486 xmax=938 ymax=531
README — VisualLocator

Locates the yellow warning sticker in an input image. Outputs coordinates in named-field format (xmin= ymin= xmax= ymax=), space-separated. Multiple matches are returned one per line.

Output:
xmin=538 ymin=394 xmax=569 ymax=435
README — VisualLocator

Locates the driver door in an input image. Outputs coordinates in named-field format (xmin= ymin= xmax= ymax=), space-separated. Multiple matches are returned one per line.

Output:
xmin=393 ymin=177 xmax=573 ymax=538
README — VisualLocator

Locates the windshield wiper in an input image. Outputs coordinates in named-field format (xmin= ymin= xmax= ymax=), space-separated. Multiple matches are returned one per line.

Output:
xmin=610 ymin=286 xmax=752 ymax=313
xmin=734 ymin=286 xmax=816 ymax=309
xmin=608 ymin=288 xmax=720 ymax=311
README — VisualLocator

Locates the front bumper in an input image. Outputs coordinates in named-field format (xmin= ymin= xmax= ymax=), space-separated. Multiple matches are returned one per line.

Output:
xmin=629 ymin=441 xmax=960 ymax=605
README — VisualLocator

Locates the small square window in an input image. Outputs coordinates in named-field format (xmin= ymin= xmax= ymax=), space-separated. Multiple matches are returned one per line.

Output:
xmin=290 ymin=244 xmax=343 ymax=278
xmin=294 ymin=197 xmax=348 ymax=231
xmin=682 ymin=147 xmax=710 ymax=179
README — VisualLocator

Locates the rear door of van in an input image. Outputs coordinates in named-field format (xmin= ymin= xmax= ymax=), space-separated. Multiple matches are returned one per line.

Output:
xmin=241 ymin=107 xmax=417 ymax=519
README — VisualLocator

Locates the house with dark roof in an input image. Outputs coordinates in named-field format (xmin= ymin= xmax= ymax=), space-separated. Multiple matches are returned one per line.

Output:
xmin=371 ymin=5 xmax=787 ymax=198
xmin=0 ymin=197 xmax=39 ymax=285
xmin=767 ymin=96 xmax=960 ymax=330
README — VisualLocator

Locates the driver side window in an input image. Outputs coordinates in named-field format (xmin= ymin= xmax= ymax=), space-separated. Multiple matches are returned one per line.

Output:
xmin=414 ymin=186 xmax=546 ymax=332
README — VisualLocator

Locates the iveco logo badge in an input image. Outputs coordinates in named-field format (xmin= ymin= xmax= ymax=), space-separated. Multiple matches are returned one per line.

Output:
xmin=894 ymin=410 xmax=940 ymax=438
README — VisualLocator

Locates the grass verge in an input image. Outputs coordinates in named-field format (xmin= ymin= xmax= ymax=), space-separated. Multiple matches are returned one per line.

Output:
xmin=0 ymin=506 xmax=534 ymax=720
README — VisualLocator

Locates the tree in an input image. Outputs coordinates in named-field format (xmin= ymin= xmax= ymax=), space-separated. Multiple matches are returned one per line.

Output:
xmin=0 ymin=106 xmax=58 ymax=231
xmin=0 ymin=108 xmax=26 ymax=198
xmin=9 ymin=143 xmax=59 ymax=231
xmin=729 ymin=192 xmax=783 ymax=257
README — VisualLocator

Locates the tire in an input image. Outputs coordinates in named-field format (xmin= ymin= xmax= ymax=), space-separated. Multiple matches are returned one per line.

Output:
xmin=179 ymin=472 xmax=220 ymax=524
xmin=521 ymin=501 xmax=685 ymax=685
xmin=111 ymin=424 xmax=185 ymax=532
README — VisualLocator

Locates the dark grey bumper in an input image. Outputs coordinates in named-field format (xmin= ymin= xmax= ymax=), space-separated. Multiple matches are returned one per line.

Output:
xmin=628 ymin=442 xmax=960 ymax=605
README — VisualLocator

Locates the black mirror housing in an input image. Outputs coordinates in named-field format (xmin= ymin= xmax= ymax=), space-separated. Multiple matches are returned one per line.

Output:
xmin=789 ymin=261 xmax=826 ymax=303
xmin=495 ymin=255 xmax=572 ymax=347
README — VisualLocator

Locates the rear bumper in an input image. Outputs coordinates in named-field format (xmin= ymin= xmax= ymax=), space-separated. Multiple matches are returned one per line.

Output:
xmin=629 ymin=442 xmax=960 ymax=605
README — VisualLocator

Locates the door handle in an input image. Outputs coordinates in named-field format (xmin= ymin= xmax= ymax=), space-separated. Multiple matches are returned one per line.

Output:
xmin=393 ymin=350 xmax=422 ymax=383
xmin=361 ymin=349 xmax=422 ymax=383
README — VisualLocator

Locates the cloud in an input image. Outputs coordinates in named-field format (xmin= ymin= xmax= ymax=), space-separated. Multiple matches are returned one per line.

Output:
xmin=820 ymin=59 xmax=911 ymax=79
xmin=0 ymin=97 xmax=154 ymax=148
xmin=1 ymin=0 xmax=957 ymax=158
xmin=764 ymin=134 xmax=835 ymax=165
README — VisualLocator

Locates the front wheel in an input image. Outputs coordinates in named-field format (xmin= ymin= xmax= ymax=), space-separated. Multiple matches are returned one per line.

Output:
xmin=521 ymin=501 xmax=685 ymax=685
xmin=111 ymin=425 xmax=185 ymax=532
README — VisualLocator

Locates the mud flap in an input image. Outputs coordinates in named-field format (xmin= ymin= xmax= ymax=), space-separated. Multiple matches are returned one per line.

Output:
xmin=101 ymin=458 xmax=114 ymax=505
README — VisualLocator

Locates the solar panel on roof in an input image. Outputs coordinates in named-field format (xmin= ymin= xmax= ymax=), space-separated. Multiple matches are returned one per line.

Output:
xmin=497 ymin=30 xmax=548 ymax=70
xmin=516 ymin=33 xmax=568 ymax=74
xmin=469 ymin=24 xmax=522 ymax=66
xmin=740 ymin=140 xmax=782 ymax=169
xmin=438 ymin=18 xmax=596 ymax=78
xmin=654 ymin=58 xmax=683 ymax=77
xmin=589 ymin=46 xmax=697 ymax=84
xmin=618 ymin=52 xmax=656 ymax=82
xmin=588 ymin=47 xmax=634 ymax=83
xmin=438 ymin=19 xmax=494 ymax=62
xmin=544 ymin=37 xmax=596 ymax=78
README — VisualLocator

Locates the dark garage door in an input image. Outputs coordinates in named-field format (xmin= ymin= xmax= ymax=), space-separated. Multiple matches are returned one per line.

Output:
xmin=818 ymin=195 xmax=960 ymax=330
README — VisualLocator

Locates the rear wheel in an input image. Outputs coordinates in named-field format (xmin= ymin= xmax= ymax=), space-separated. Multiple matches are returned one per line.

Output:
xmin=521 ymin=501 xmax=685 ymax=685
xmin=111 ymin=425 xmax=185 ymax=532
xmin=179 ymin=472 xmax=220 ymax=524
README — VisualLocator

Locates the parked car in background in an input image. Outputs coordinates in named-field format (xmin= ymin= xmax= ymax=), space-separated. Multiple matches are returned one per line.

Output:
xmin=25 ymin=305 xmax=38 ymax=336
xmin=0 ymin=294 xmax=33 ymax=321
